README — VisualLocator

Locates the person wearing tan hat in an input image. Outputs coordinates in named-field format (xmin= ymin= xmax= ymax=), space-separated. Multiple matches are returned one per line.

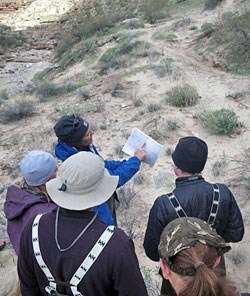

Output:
xmin=143 ymin=136 xmax=244 ymax=295
xmin=53 ymin=114 xmax=146 ymax=226
xmin=158 ymin=217 xmax=249 ymax=296
xmin=4 ymin=150 xmax=58 ymax=255
xmin=17 ymin=152 xmax=148 ymax=296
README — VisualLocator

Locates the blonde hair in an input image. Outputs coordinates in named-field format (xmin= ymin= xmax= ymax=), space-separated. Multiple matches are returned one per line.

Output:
xmin=21 ymin=181 xmax=51 ymax=203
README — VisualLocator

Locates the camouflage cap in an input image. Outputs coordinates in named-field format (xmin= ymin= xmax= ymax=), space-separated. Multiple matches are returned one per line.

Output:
xmin=158 ymin=217 xmax=231 ymax=275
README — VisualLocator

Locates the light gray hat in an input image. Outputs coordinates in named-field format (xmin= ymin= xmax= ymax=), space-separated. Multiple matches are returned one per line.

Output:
xmin=19 ymin=150 xmax=57 ymax=186
xmin=46 ymin=151 xmax=119 ymax=210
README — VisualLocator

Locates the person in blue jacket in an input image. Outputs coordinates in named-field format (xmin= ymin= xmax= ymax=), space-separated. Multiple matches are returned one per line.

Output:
xmin=54 ymin=114 xmax=146 ymax=226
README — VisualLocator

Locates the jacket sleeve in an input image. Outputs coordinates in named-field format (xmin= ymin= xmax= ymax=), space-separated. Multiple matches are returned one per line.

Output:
xmin=18 ymin=221 xmax=43 ymax=296
xmin=143 ymin=197 xmax=167 ymax=261
xmin=220 ymin=190 xmax=244 ymax=242
xmin=113 ymin=237 xmax=148 ymax=296
xmin=104 ymin=156 xmax=141 ymax=187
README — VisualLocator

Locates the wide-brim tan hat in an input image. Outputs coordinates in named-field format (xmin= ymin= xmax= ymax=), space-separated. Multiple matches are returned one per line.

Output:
xmin=46 ymin=151 xmax=119 ymax=210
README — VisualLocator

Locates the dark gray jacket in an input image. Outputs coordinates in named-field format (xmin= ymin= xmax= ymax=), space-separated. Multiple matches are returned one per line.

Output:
xmin=144 ymin=175 xmax=244 ymax=261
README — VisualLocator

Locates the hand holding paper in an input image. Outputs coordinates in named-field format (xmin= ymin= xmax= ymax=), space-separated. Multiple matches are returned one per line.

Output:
xmin=122 ymin=128 xmax=163 ymax=167
xmin=134 ymin=144 xmax=146 ymax=161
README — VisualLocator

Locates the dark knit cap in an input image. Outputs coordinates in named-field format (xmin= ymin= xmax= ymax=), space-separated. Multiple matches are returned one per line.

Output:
xmin=172 ymin=136 xmax=208 ymax=173
xmin=54 ymin=114 xmax=89 ymax=149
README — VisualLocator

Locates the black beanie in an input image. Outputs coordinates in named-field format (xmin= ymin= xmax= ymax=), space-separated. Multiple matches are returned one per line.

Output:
xmin=54 ymin=114 xmax=89 ymax=149
xmin=172 ymin=136 xmax=208 ymax=173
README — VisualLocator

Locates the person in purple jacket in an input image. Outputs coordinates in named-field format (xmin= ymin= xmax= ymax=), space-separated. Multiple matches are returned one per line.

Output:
xmin=4 ymin=150 xmax=58 ymax=255
xmin=18 ymin=152 xmax=148 ymax=296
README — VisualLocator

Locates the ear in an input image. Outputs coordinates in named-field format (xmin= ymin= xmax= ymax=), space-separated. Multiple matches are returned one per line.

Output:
xmin=160 ymin=259 xmax=171 ymax=280
xmin=214 ymin=256 xmax=221 ymax=266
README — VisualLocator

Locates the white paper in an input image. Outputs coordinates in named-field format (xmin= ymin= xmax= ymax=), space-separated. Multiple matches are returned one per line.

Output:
xmin=122 ymin=128 xmax=163 ymax=167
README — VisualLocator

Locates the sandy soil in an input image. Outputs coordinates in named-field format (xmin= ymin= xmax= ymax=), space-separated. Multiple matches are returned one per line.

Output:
xmin=0 ymin=0 xmax=250 ymax=295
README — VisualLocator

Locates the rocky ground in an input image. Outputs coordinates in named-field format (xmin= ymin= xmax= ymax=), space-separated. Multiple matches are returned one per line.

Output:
xmin=0 ymin=0 xmax=250 ymax=295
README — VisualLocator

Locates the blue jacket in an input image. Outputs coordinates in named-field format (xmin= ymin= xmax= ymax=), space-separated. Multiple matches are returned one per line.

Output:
xmin=55 ymin=142 xmax=141 ymax=224
xmin=143 ymin=175 xmax=244 ymax=261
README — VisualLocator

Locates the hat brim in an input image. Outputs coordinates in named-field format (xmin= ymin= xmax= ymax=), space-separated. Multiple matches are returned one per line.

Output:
xmin=46 ymin=169 xmax=118 ymax=210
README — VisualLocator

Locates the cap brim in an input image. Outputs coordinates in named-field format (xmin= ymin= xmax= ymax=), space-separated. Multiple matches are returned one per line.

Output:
xmin=46 ymin=169 xmax=118 ymax=210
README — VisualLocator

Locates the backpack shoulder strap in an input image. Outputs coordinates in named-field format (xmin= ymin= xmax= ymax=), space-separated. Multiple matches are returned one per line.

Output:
xmin=166 ymin=192 xmax=187 ymax=218
xmin=32 ymin=214 xmax=58 ymax=294
xmin=207 ymin=184 xmax=220 ymax=226
xmin=32 ymin=216 xmax=115 ymax=296
xmin=69 ymin=226 xmax=115 ymax=295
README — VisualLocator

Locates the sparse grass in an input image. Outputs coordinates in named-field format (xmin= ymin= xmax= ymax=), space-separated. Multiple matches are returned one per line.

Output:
xmin=199 ymin=22 xmax=215 ymax=38
xmin=114 ymin=144 xmax=124 ymax=156
xmin=59 ymin=39 xmax=98 ymax=69
xmin=140 ymin=0 xmax=169 ymax=24
xmin=59 ymin=101 xmax=105 ymax=116
xmin=246 ymin=176 xmax=250 ymax=191
xmin=124 ymin=18 xmax=144 ymax=29
xmin=0 ymin=24 xmax=26 ymax=53
xmin=189 ymin=25 xmax=198 ymax=30
xmin=0 ymin=100 xmax=36 ymax=124
xmin=36 ymin=82 xmax=78 ymax=102
xmin=78 ymin=87 xmax=91 ymax=101
xmin=166 ymin=84 xmax=199 ymax=107
xmin=133 ymin=172 xmax=147 ymax=185
xmin=227 ymin=249 xmax=246 ymax=266
xmin=147 ymin=103 xmax=161 ymax=113
xmin=165 ymin=147 xmax=174 ymax=156
xmin=141 ymin=266 xmax=161 ymax=296
xmin=166 ymin=120 xmax=178 ymax=130
xmin=149 ymin=129 xmax=163 ymax=141
xmin=0 ymin=90 xmax=9 ymax=103
xmin=33 ymin=68 xmax=55 ymax=83
xmin=118 ymin=211 xmax=139 ymax=240
xmin=117 ymin=183 xmax=137 ymax=209
xmin=200 ymin=108 xmax=240 ymax=135
xmin=204 ymin=0 xmax=223 ymax=11
xmin=152 ymin=31 xmax=177 ymax=41
xmin=133 ymin=98 xmax=143 ymax=107
xmin=212 ymin=152 xmax=227 ymax=176
xmin=152 ymin=58 xmax=175 ymax=77
xmin=197 ymin=12 xmax=250 ymax=75
xmin=99 ymin=39 xmax=151 ymax=73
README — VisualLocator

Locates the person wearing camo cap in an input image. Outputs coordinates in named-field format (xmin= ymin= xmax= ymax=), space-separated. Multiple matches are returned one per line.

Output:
xmin=158 ymin=217 xmax=249 ymax=296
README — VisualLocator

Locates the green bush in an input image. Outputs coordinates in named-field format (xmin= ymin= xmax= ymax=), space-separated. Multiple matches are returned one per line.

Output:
xmin=140 ymin=0 xmax=169 ymax=24
xmin=246 ymin=176 xmax=250 ymax=191
xmin=204 ymin=0 xmax=223 ymax=11
xmin=0 ymin=100 xmax=36 ymax=124
xmin=200 ymin=22 xmax=215 ymax=38
xmin=166 ymin=84 xmax=199 ymax=107
xmin=200 ymin=108 xmax=240 ymax=135
xmin=197 ymin=12 xmax=250 ymax=75
xmin=99 ymin=40 xmax=151 ymax=72
xmin=36 ymin=82 xmax=78 ymax=102
xmin=60 ymin=39 xmax=98 ymax=69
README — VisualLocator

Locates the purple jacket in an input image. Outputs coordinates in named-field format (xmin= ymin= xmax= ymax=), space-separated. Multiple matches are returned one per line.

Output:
xmin=3 ymin=185 xmax=57 ymax=255
xmin=18 ymin=209 xmax=148 ymax=296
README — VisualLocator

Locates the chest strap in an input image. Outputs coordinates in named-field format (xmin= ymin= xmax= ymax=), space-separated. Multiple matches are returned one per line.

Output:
xmin=32 ymin=214 xmax=115 ymax=296
xmin=166 ymin=184 xmax=220 ymax=226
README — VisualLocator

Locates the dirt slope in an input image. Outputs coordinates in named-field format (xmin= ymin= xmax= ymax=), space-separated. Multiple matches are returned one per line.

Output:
xmin=0 ymin=0 xmax=250 ymax=294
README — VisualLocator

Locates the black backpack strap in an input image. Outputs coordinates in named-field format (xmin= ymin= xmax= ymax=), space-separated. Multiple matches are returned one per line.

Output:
xmin=207 ymin=184 xmax=220 ymax=226
xmin=166 ymin=192 xmax=187 ymax=218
